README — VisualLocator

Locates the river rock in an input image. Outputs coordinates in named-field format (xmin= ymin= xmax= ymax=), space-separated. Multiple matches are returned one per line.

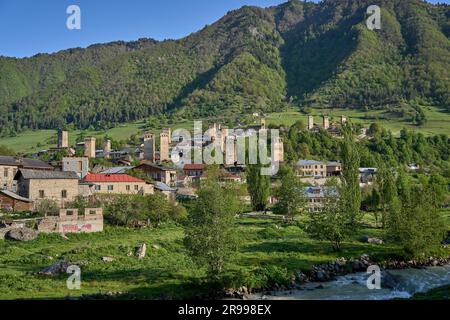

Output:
xmin=6 ymin=228 xmax=39 ymax=241
xmin=102 ymin=256 xmax=114 ymax=262
xmin=136 ymin=243 xmax=146 ymax=259
xmin=381 ymin=270 xmax=401 ymax=290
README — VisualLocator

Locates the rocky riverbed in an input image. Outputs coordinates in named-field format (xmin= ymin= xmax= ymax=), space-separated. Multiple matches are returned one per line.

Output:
xmin=226 ymin=254 xmax=450 ymax=300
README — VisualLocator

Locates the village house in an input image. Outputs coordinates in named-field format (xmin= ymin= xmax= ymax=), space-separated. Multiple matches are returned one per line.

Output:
xmin=62 ymin=157 xmax=89 ymax=179
xmin=83 ymin=173 xmax=154 ymax=195
xmin=14 ymin=169 xmax=80 ymax=208
xmin=304 ymin=186 xmax=338 ymax=213
xmin=0 ymin=189 xmax=33 ymax=212
xmin=0 ymin=156 xmax=53 ymax=192
xmin=183 ymin=164 xmax=206 ymax=177
xmin=154 ymin=181 xmax=177 ymax=201
xmin=134 ymin=162 xmax=177 ymax=186
xmin=296 ymin=160 xmax=342 ymax=178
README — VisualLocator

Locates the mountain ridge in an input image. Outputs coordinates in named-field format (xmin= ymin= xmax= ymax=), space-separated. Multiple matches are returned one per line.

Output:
xmin=0 ymin=0 xmax=448 ymax=136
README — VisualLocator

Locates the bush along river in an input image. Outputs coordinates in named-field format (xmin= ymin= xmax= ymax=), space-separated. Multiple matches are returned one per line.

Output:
xmin=227 ymin=255 xmax=450 ymax=300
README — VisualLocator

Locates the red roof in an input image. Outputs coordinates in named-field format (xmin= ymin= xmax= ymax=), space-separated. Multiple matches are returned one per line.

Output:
xmin=183 ymin=164 xmax=206 ymax=170
xmin=84 ymin=173 xmax=145 ymax=183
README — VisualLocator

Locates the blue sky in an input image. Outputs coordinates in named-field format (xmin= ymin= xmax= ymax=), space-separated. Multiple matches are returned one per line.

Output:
xmin=0 ymin=0 xmax=447 ymax=58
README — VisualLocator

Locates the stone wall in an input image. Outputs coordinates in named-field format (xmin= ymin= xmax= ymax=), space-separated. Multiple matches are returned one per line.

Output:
xmin=38 ymin=208 xmax=103 ymax=233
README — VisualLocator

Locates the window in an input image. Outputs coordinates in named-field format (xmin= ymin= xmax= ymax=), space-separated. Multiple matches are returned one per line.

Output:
xmin=95 ymin=185 xmax=101 ymax=191
xmin=108 ymin=185 xmax=114 ymax=191
xmin=3 ymin=168 xmax=8 ymax=178
xmin=134 ymin=185 xmax=139 ymax=191
xmin=61 ymin=190 xmax=67 ymax=198
xmin=126 ymin=185 xmax=131 ymax=191
xmin=39 ymin=190 xmax=45 ymax=198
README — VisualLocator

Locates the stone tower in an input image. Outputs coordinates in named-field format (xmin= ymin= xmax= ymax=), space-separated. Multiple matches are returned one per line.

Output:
xmin=103 ymin=139 xmax=111 ymax=158
xmin=272 ymin=137 xmax=284 ymax=163
xmin=143 ymin=132 xmax=155 ymax=162
xmin=308 ymin=116 xmax=314 ymax=130
xmin=84 ymin=137 xmax=96 ymax=159
xmin=57 ymin=129 xmax=69 ymax=148
xmin=260 ymin=118 xmax=266 ymax=130
xmin=323 ymin=116 xmax=330 ymax=130
xmin=162 ymin=127 xmax=172 ymax=144
xmin=220 ymin=127 xmax=229 ymax=153
xmin=225 ymin=136 xmax=237 ymax=165
xmin=159 ymin=131 xmax=170 ymax=162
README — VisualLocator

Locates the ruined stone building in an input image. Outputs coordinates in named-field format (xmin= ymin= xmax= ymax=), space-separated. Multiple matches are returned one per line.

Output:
xmin=38 ymin=208 xmax=103 ymax=234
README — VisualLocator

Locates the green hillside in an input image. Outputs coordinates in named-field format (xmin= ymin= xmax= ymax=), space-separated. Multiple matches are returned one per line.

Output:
xmin=0 ymin=0 xmax=448 ymax=137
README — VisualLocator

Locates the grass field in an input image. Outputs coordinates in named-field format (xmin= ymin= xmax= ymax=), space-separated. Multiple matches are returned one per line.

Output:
xmin=0 ymin=215 xmax=414 ymax=300
xmin=0 ymin=122 xmax=146 ymax=154
xmin=266 ymin=106 xmax=450 ymax=136
xmin=1 ymin=107 xmax=449 ymax=155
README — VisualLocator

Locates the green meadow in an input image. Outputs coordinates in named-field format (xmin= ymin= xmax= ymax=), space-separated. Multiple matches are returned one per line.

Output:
xmin=267 ymin=106 xmax=450 ymax=136
xmin=1 ymin=107 xmax=449 ymax=155
xmin=0 ymin=215 xmax=423 ymax=300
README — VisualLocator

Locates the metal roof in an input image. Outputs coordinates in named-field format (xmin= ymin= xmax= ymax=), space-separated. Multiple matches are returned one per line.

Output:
xmin=0 ymin=190 xmax=33 ymax=202
xmin=15 ymin=169 xmax=79 ymax=180
xmin=0 ymin=156 xmax=53 ymax=169
xmin=101 ymin=166 xmax=134 ymax=174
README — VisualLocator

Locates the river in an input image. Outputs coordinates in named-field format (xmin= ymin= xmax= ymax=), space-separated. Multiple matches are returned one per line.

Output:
xmin=250 ymin=265 xmax=450 ymax=300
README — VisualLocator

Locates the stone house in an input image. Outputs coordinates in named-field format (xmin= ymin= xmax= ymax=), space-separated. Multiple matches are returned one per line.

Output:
xmin=297 ymin=160 xmax=342 ymax=178
xmin=0 ymin=156 xmax=53 ymax=192
xmin=134 ymin=162 xmax=177 ymax=186
xmin=62 ymin=157 xmax=89 ymax=179
xmin=14 ymin=169 xmax=80 ymax=208
xmin=83 ymin=173 xmax=154 ymax=195
xmin=183 ymin=164 xmax=206 ymax=177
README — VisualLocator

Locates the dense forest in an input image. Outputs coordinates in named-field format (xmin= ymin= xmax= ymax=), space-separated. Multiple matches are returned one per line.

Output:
xmin=0 ymin=0 xmax=449 ymax=136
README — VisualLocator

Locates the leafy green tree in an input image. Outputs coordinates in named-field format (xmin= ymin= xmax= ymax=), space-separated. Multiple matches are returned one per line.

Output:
xmin=273 ymin=166 xmax=306 ymax=220
xmin=305 ymin=179 xmax=351 ymax=251
xmin=340 ymin=136 xmax=362 ymax=229
xmin=0 ymin=145 xmax=16 ymax=156
xmin=377 ymin=162 xmax=399 ymax=229
xmin=246 ymin=164 xmax=271 ymax=211
xmin=387 ymin=178 xmax=447 ymax=258
xmin=104 ymin=195 xmax=143 ymax=226
xmin=184 ymin=172 xmax=240 ymax=279
xmin=36 ymin=199 xmax=59 ymax=217
xmin=142 ymin=193 xmax=172 ymax=226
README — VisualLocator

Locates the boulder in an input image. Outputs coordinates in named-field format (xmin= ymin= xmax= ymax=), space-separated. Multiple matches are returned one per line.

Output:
xmin=362 ymin=236 xmax=383 ymax=244
xmin=136 ymin=243 xmax=147 ymax=259
xmin=6 ymin=228 xmax=39 ymax=241
xmin=39 ymin=260 xmax=71 ymax=276
xmin=102 ymin=256 xmax=114 ymax=262
xmin=152 ymin=244 xmax=161 ymax=250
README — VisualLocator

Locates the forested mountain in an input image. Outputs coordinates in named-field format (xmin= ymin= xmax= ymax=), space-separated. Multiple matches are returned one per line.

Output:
xmin=0 ymin=0 xmax=448 ymax=135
